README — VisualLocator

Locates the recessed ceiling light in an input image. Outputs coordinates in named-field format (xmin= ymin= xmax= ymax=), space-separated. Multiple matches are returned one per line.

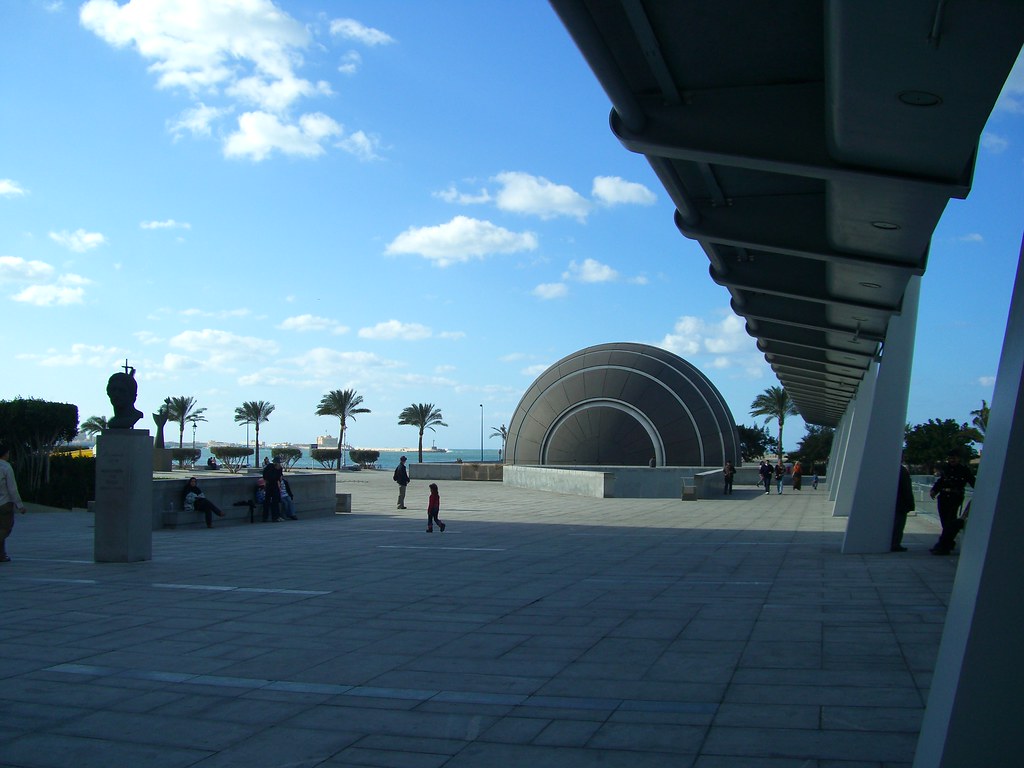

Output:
xmin=871 ymin=221 xmax=900 ymax=230
xmin=898 ymin=90 xmax=942 ymax=107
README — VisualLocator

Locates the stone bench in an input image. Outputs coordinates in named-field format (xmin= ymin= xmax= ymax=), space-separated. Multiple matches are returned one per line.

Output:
xmin=154 ymin=472 xmax=337 ymax=529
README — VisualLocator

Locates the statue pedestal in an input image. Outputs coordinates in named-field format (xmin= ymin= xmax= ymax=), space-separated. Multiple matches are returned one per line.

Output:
xmin=153 ymin=446 xmax=172 ymax=472
xmin=94 ymin=429 xmax=153 ymax=563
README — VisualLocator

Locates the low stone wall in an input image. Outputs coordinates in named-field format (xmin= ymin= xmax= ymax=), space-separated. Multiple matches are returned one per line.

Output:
xmin=154 ymin=472 xmax=337 ymax=529
xmin=503 ymin=465 xmax=613 ymax=498
xmin=408 ymin=462 xmax=503 ymax=481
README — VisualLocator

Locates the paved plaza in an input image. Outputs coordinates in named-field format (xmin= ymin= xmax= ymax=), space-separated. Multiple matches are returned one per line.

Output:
xmin=2 ymin=470 xmax=957 ymax=767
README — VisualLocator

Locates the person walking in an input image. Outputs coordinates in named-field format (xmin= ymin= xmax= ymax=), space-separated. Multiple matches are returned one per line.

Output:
xmin=774 ymin=462 xmax=786 ymax=494
xmin=723 ymin=460 xmax=735 ymax=495
xmin=0 ymin=443 xmax=26 ymax=562
xmin=792 ymin=460 xmax=803 ymax=491
xmin=758 ymin=460 xmax=772 ymax=494
xmin=426 ymin=482 xmax=445 ymax=532
xmin=394 ymin=455 xmax=410 ymax=509
xmin=182 ymin=477 xmax=225 ymax=528
xmin=929 ymin=450 xmax=975 ymax=555
xmin=891 ymin=458 xmax=915 ymax=552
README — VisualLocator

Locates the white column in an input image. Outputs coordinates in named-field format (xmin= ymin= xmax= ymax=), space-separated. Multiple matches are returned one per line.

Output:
xmin=831 ymin=357 xmax=878 ymax=517
xmin=827 ymin=403 xmax=854 ymax=502
xmin=913 ymin=239 xmax=1024 ymax=767
xmin=840 ymin=277 xmax=921 ymax=552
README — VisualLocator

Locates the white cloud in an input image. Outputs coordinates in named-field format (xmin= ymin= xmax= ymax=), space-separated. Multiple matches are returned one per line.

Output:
xmin=224 ymin=110 xmax=343 ymax=161
xmin=12 ymin=284 xmax=85 ymax=306
xmin=338 ymin=129 xmax=382 ymax=161
xmin=592 ymin=175 xmax=656 ymax=206
xmin=33 ymin=343 xmax=122 ymax=367
xmin=659 ymin=313 xmax=749 ymax=357
xmin=0 ymin=255 xmax=55 ymax=282
xmin=959 ymin=233 xmax=984 ymax=243
xmin=532 ymin=282 xmax=568 ymax=300
xmin=330 ymin=18 xmax=396 ymax=46
xmin=80 ymin=0 xmax=311 ymax=107
xmin=979 ymin=376 xmax=996 ymax=387
xmin=49 ymin=228 xmax=106 ymax=252
xmin=385 ymin=216 xmax=538 ymax=267
xmin=995 ymin=48 xmax=1024 ymax=113
xmin=434 ymin=184 xmax=492 ymax=205
xmin=338 ymin=50 xmax=362 ymax=76
xmin=438 ymin=331 xmax=466 ymax=340
xmin=169 ymin=102 xmax=231 ymax=139
xmin=358 ymin=320 xmax=431 ymax=340
xmin=981 ymin=133 xmax=1009 ymax=153
xmin=563 ymin=258 xmax=618 ymax=283
xmin=493 ymin=171 xmax=591 ymax=221
xmin=278 ymin=314 xmax=348 ymax=334
xmin=522 ymin=363 xmax=551 ymax=377
xmin=140 ymin=219 xmax=191 ymax=230
xmin=168 ymin=328 xmax=275 ymax=368
xmin=0 ymin=179 xmax=27 ymax=197
xmin=80 ymin=1 xmax=386 ymax=162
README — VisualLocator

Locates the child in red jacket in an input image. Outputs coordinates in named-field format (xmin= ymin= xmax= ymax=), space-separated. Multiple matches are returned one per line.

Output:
xmin=426 ymin=483 xmax=445 ymax=533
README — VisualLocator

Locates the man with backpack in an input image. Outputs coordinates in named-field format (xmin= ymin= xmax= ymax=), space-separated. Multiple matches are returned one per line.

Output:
xmin=393 ymin=455 xmax=410 ymax=509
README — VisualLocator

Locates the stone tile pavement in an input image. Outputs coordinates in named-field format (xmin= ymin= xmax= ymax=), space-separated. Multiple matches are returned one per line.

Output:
xmin=1 ymin=470 xmax=957 ymax=767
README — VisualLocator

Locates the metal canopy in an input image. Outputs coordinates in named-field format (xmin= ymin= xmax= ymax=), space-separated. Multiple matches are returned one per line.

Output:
xmin=551 ymin=0 xmax=1024 ymax=425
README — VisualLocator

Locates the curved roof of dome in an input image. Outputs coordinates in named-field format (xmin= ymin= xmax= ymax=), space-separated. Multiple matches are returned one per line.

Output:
xmin=506 ymin=342 xmax=739 ymax=467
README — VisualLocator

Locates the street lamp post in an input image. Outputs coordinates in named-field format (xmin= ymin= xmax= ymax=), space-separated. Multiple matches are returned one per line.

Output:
xmin=246 ymin=421 xmax=250 ymax=467
xmin=480 ymin=404 xmax=484 ymax=461
xmin=192 ymin=422 xmax=197 ymax=466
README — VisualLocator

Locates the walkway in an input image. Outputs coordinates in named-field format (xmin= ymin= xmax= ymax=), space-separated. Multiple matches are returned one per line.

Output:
xmin=1 ymin=471 xmax=956 ymax=767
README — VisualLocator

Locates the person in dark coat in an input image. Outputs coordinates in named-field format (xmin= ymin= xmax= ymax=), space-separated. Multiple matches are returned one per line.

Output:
xmin=394 ymin=455 xmax=410 ymax=509
xmin=929 ymin=451 xmax=975 ymax=555
xmin=891 ymin=458 xmax=915 ymax=552
xmin=262 ymin=458 xmax=283 ymax=522
xmin=758 ymin=461 xmax=772 ymax=495
xmin=182 ymin=477 xmax=225 ymax=528
xmin=723 ymin=461 xmax=735 ymax=495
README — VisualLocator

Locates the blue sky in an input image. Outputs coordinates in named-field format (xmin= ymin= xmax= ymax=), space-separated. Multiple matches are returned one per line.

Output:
xmin=1 ymin=1 xmax=1022 ymax=452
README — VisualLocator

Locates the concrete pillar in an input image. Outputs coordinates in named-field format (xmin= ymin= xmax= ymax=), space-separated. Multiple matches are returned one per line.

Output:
xmin=840 ymin=277 xmax=921 ymax=552
xmin=827 ymin=404 xmax=854 ymax=502
xmin=94 ymin=429 xmax=153 ymax=562
xmin=913 ymin=240 xmax=1024 ymax=767
xmin=831 ymin=356 xmax=878 ymax=517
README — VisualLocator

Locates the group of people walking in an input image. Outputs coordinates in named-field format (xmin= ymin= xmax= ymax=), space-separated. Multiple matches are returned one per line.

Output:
xmin=393 ymin=455 xmax=446 ymax=532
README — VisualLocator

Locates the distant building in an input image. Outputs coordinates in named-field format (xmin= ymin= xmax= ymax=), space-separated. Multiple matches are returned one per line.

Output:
xmin=317 ymin=435 xmax=338 ymax=448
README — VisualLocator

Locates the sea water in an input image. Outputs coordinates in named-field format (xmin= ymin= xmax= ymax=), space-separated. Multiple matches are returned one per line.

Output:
xmin=194 ymin=447 xmax=502 ymax=471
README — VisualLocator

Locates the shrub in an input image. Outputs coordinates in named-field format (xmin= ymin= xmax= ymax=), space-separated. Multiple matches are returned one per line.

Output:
xmin=272 ymin=446 xmax=303 ymax=470
xmin=28 ymin=454 xmax=95 ymax=509
xmin=310 ymin=448 xmax=340 ymax=469
xmin=171 ymin=448 xmax=200 ymax=468
xmin=348 ymin=449 xmax=380 ymax=468
xmin=210 ymin=445 xmax=255 ymax=473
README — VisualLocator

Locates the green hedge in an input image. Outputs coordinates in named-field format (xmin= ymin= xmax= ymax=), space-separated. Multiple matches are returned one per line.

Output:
xmin=21 ymin=455 xmax=95 ymax=509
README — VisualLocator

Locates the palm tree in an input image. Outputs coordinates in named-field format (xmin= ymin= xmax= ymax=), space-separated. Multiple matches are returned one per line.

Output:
xmin=490 ymin=424 xmax=508 ymax=459
xmin=315 ymin=389 xmax=371 ymax=470
xmin=80 ymin=415 xmax=107 ymax=438
xmin=969 ymin=399 xmax=990 ymax=443
xmin=165 ymin=396 xmax=208 ymax=449
xmin=398 ymin=403 xmax=448 ymax=463
xmin=749 ymin=385 xmax=798 ymax=459
xmin=234 ymin=400 xmax=275 ymax=467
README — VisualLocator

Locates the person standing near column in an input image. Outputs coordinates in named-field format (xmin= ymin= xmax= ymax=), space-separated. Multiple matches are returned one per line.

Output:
xmin=0 ymin=443 xmax=27 ymax=562
xmin=394 ymin=455 xmax=410 ymax=509
xmin=929 ymin=450 xmax=975 ymax=555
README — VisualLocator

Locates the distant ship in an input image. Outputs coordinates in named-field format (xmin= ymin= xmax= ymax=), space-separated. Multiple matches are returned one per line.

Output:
xmin=426 ymin=441 xmax=448 ymax=453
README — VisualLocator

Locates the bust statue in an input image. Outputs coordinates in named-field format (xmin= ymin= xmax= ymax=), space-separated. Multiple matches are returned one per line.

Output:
xmin=107 ymin=365 xmax=144 ymax=429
